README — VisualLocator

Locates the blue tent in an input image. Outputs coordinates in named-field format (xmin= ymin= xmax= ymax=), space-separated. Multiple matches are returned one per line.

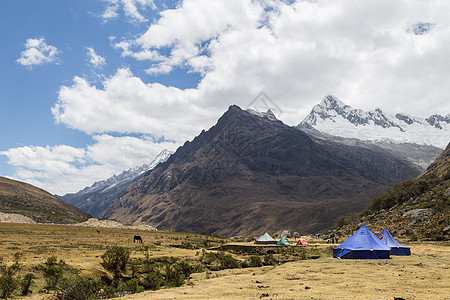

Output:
xmin=378 ymin=227 xmax=411 ymax=255
xmin=333 ymin=225 xmax=391 ymax=259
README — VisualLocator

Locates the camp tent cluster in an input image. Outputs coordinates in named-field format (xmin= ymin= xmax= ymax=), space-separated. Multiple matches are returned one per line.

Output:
xmin=255 ymin=232 xmax=306 ymax=245
xmin=333 ymin=225 xmax=411 ymax=259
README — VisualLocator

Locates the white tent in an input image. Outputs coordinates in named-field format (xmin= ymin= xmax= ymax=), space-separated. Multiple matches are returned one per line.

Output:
xmin=255 ymin=232 xmax=277 ymax=244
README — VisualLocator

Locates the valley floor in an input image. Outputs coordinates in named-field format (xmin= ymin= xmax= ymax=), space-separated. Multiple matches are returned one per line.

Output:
xmin=0 ymin=223 xmax=448 ymax=299
xmin=121 ymin=243 xmax=449 ymax=300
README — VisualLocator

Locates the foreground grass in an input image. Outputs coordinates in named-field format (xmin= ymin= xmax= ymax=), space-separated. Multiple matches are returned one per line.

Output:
xmin=0 ymin=223 xmax=448 ymax=299
xmin=122 ymin=243 xmax=449 ymax=299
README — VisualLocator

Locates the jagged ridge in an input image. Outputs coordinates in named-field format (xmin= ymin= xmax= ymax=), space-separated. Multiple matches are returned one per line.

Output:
xmin=300 ymin=95 xmax=450 ymax=148
xmin=60 ymin=149 xmax=173 ymax=217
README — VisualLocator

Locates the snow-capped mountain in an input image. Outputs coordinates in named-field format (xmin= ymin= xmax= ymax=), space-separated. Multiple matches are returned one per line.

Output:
xmin=300 ymin=95 xmax=450 ymax=149
xmin=60 ymin=149 xmax=173 ymax=217
xmin=75 ymin=149 xmax=173 ymax=196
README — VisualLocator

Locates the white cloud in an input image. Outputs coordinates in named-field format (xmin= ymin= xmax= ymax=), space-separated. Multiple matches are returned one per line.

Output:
xmin=86 ymin=47 xmax=106 ymax=67
xmin=0 ymin=135 xmax=177 ymax=195
xmin=17 ymin=38 xmax=60 ymax=69
xmin=110 ymin=0 xmax=450 ymax=121
xmin=7 ymin=0 xmax=450 ymax=195
xmin=52 ymin=67 xmax=217 ymax=143
xmin=102 ymin=0 xmax=156 ymax=23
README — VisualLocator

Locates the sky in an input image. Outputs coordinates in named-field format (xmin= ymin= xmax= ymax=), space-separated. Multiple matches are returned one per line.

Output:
xmin=1 ymin=0 xmax=449 ymax=195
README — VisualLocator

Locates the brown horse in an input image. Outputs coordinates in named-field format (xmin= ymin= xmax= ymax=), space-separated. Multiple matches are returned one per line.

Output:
xmin=133 ymin=235 xmax=143 ymax=243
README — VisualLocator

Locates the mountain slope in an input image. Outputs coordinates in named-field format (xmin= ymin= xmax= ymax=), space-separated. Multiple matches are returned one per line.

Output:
xmin=333 ymin=143 xmax=450 ymax=241
xmin=0 ymin=176 xmax=90 ymax=224
xmin=104 ymin=105 xmax=419 ymax=237
xmin=61 ymin=149 xmax=173 ymax=218
xmin=297 ymin=123 xmax=442 ymax=171
xmin=300 ymin=95 xmax=449 ymax=149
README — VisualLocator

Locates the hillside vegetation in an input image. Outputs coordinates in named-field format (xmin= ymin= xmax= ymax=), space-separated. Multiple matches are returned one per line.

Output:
xmin=333 ymin=143 xmax=450 ymax=241
xmin=0 ymin=176 xmax=90 ymax=224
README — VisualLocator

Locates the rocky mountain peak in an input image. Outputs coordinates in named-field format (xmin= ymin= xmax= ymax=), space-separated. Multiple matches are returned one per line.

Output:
xmin=246 ymin=108 xmax=278 ymax=121
xmin=300 ymin=96 xmax=450 ymax=148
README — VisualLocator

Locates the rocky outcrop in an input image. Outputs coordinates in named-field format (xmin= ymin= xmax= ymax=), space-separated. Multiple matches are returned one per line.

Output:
xmin=72 ymin=218 xmax=157 ymax=231
xmin=0 ymin=212 xmax=36 ymax=224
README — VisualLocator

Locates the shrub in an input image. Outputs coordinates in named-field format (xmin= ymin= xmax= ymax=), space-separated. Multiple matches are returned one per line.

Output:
xmin=219 ymin=254 xmax=241 ymax=269
xmin=200 ymin=251 xmax=241 ymax=270
xmin=176 ymin=261 xmax=193 ymax=278
xmin=263 ymin=253 xmax=276 ymax=266
xmin=248 ymin=256 xmax=263 ymax=267
xmin=56 ymin=275 xmax=103 ymax=300
xmin=118 ymin=278 xmax=144 ymax=295
xmin=143 ymin=266 xmax=164 ymax=290
xmin=0 ymin=275 xmax=18 ymax=299
xmin=20 ymin=273 xmax=35 ymax=296
xmin=334 ymin=211 xmax=360 ymax=227
xmin=43 ymin=256 xmax=64 ymax=289
xmin=164 ymin=264 xmax=185 ymax=287
xmin=363 ymin=177 xmax=438 ymax=215
xmin=101 ymin=247 xmax=131 ymax=278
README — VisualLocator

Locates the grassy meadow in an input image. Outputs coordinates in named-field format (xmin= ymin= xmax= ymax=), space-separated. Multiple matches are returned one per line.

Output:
xmin=0 ymin=223 xmax=448 ymax=299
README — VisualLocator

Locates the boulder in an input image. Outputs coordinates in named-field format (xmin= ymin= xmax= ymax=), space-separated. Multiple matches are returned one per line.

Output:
xmin=403 ymin=209 xmax=433 ymax=217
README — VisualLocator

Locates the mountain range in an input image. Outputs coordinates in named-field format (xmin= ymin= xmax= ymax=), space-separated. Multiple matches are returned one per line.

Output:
xmin=300 ymin=95 xmax=449 ymax=148
xmin=298 ymin=95 xmax=446 ymax=169
xmin=60 ymin=149 xmax=173 ymax=218
xmin=56 ymin=96 xmax=448 ymax=236
xmin=100 ymin=105 xmax=419 ymax=236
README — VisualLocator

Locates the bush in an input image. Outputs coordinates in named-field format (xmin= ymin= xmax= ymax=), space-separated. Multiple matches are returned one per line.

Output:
xmin=363 ymin=177 xmax=438 ymax=215
xmin=219 ymin=254 xmax=241 ymax=269
xmin=101 ymin=247 xmax=131 ymax=278
xmin=143 ymin=266 xmax=164 ymax=290
xmin=334 ymin=211 xmax=360 ymax=227
xmin=263 ymin=253 xmax=276 ymax=266
xmin=176 ymin=261 xmax=193 ymax=278
xmin=119 ymin=278 xmax=144 ymax=295
xmin=56 ymin=275 xmax=103 ymax=300
xmin=20 ymin=273 xmax=35 ymax=296
xmin=0 ymin=275 xmax=18 ymax=299
xmin=164 ymin=264 xmax=185 ymax=287
xmin=248 ymin=256 xmax=263 ymax=267
xmin=200 ymin=251 xmax=241 ymax=270
xmin=43 ymin=256 xmax=64 ymax=289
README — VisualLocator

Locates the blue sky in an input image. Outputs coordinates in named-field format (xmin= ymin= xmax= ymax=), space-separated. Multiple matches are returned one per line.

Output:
xmin=1 ymin=0 xmax=449 ymax=194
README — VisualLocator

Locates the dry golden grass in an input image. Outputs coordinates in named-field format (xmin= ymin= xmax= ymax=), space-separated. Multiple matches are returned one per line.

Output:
xmin=123 ymin=243 xmax=450 ymax=300
xmin=0 ymin=223 xmax=448 ymax=299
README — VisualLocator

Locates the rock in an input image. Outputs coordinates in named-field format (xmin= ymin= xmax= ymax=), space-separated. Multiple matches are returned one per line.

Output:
xmin=403 ymin=209 xmax=433 ymax=217
xmin=443 ymin=225 xmax=450 ymax=233
xmin=444 ymin=187 xmax=450 ymax=197
xmin=281 ymin=230 xmax=291 ymax=238
xmin=0 ymin=212 xmax=37 ymax=224
xmin=73 ymin=218 xmax=157 ymax=231
xmin=408 ymin=216 xmax=421 ymax=227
